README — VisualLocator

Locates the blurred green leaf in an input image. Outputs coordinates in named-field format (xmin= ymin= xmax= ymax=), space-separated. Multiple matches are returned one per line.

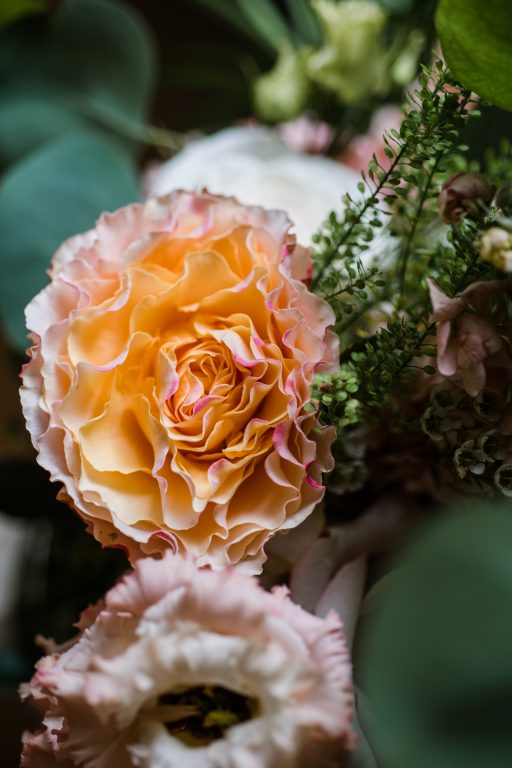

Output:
xmin=436 ymin=0 xmax=512 ymax=111
xmin=186 ymin=0 xmax=276 ymax=53
xmin=284 ymin=0 xmax=321 ymax=45
xmin=0 ymin=0 xmax=46 ymax=30
xmin=0 ymin=0 xmax=157 ymax=164
xmin=358 ymin=506 xmax=512 ymax=768
xmin=0 ymin=90 xmax=87 ymax=165
xmin=49 ymin=0 xmax=156 ymax=121
xmin=0 ymin=132 xmax=139 ymax=351
xmin=377 ymin=0 xmax=415 ymax=13
xmin=234 ymin=0 xmax=290 ymax=50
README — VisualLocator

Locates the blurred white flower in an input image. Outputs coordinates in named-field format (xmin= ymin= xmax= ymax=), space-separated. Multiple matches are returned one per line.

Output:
xmin=144 ymin=126 xmax=360 ymax=246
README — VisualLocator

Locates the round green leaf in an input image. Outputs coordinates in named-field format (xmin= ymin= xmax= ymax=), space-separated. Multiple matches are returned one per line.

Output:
xmin=0 ymin=132 xmax=139 ymax=352
xmin=50 ymin=0 xmax=156 ymax=121
xmin=0 ymin=0 xmax=156 ymax=165
xmin=436 ymin=0 xmax=512 ymax=111
xmin=0 ymin=90 xmax=87 ymax=165
xmin=358 ymin=506 xmax=512 ymax=768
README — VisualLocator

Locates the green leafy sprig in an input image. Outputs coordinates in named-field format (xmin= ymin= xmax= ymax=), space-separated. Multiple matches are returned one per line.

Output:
xmin=312 ymin=60 xmax=476 ymax=317
xmin=310 ymin=61 xmax=482 ymax=434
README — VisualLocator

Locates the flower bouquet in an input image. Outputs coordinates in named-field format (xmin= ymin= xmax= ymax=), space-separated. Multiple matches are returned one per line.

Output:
xmin=1 ymin=1 xmax=512 ymax=767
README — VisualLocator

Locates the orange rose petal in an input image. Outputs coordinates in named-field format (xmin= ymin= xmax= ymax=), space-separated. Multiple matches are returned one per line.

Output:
xmin=21 ymin=192 xmax=338 ymax=571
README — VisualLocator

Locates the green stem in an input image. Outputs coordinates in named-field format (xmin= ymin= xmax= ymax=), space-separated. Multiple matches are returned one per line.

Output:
xmin=56 ymin=87 xmax=185 ymax=152
xmin=312 ymin=142 xmax=408 ymax=290
xmin=397 ymin=155 xmax=441 ymax=293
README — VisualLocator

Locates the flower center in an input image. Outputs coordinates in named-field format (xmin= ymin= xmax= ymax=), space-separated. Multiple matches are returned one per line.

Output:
xmin=153 ymin=685 xmax=259 ymax=746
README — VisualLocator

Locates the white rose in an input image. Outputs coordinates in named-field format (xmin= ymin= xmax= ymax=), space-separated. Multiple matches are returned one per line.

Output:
xmin=144 ymin=126 xmax=360 ymax=246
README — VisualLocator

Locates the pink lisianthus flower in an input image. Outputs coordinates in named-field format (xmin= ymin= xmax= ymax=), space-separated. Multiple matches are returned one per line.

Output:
xmin=20 ymin=554 xmax=354 ymax=768
xmin=20 ymin=191 xmax=338 ymax=572
xmin=427 ymin=279 xmax=511 ymax=397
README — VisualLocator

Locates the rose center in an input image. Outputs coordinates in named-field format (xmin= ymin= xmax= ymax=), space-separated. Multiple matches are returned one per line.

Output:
xmin=152 ymin=685 xmax=259 ymax=747
xmin=167 ymin=341 xmax=240 ymax=419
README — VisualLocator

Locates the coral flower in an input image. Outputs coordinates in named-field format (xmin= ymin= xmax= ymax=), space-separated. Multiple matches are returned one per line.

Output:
xmin=21 ymin=554 xmax=354 ymax=768
xmin=21 ymin=192 xmax=338 ymax=570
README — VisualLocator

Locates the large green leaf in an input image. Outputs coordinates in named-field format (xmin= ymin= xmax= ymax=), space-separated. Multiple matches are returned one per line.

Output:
xmin=49 ymin=0 xmax=156 ymax=121
xmin=357 ymin=506 xmax=512 ymax=768
xmin=0 ymin=89 xmax=88 ymax=165
xmin=186 ymin=0 xmax=276 ymax=52
xmin=0 ymin=0 xmax=156 ymax=165
xmin=284 ymin=0 xmax=321 ymax=45
xmin=0 ymin=132 xmax=139 ymax=352
xmin=234 ymin=0 xmax=290 ymax=50
xmin=436 ymin=0 xmax=512 ymax=111
xmin=377 ymin=0 xmax=414 ymax=13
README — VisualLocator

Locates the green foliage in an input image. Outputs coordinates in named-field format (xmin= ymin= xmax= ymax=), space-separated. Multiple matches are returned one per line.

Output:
xmin=376 ymin=0 xmax=415 ymax=12
xmin=358 ymin=507 xmax=512 ymax=768
xmin=284 ymin=0 xmax=321 ymax=46
xmin=234 ymin=0 xmax=290 ymax=50
xmin=436 ymin=0 xmax=512 ymax=111
xmin=312 ymin=61 xmax=475 ymax=310
xmin=0 ymin=0 xmax=165 ymax=166
xmin=426 ymin=220 xmax=497 ymax=298
xmin=310 ymin=63 xmax=482 ymax=433
xmin=313 ymin=319 xmax=434 ymax=430
xmin=0 ymin=132 xmax=139 ymax=351
xmin=486 ymin=139 xmax=512 ymax=188
xmin=187 ymin=0 xmax=290 ymax=53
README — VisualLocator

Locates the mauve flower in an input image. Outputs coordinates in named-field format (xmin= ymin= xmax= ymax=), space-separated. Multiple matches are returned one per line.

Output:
xmin=21 ymin=554 xmax=354 ymax=768
xmin=21 ymin=191 xmax=338 ymax=571
xmin=438 ymin=172 xmax=495 ymax=224
xmin=428 ymin=278 xmax=508 ymax=397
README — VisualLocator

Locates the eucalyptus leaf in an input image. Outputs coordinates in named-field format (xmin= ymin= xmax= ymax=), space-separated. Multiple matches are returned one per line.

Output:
xmin=0 ymin=132 xmax=139 ymax=352
xmin=358 ymin=507 xmax=512 ymax=768
xmin=234 ymin=0 xmax=290 ymax=50
xmin=186 ymin=0 xmax=276 ymax=52
xmin=49 ymin=0 xmax=156 ymax=121
xmin=0 ymin=0 xmax=157 ymax=164
xmin=284 ymin=0 xmax=321 ymax=45
xmin=436 ymin=0 xmax=512 ymax=111
xmin=0 ymin=90 xmax=88 ymax=165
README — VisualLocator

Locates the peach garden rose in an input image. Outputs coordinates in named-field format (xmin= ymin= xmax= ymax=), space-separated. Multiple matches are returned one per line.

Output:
xmin=21 ymin=191 xmax=338 ymax=571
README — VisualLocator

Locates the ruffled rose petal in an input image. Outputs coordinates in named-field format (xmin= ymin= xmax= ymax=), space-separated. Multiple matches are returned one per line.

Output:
xmin=21 ymin=191 xmax=338 ymax=571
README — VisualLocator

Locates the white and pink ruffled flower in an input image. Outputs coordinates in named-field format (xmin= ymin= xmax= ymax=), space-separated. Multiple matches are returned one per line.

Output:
xmin=21 ymin=554 xmax=354 ymax=768
xmin=21 ymin=191 xmax=338 ymax=571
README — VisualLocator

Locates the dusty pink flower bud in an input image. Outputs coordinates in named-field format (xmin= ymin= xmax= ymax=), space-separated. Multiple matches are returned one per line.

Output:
xmin=439 ymin=172 xmax=495 ymax=224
